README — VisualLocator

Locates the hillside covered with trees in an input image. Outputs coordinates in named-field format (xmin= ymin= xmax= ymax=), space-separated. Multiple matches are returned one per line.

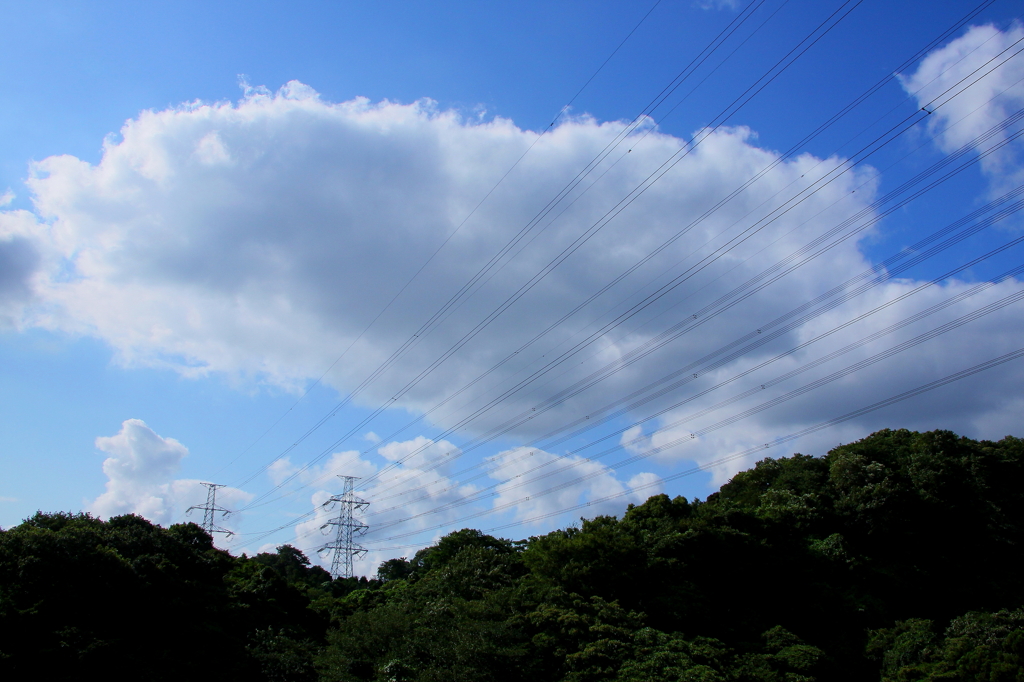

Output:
xmin=2 ymin=428 xmax=1022 ymax=681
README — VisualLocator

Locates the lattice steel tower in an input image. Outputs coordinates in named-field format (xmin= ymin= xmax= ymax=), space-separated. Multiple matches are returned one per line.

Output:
xmin=319 ymin=476 xmax=369 ymax=579
xmin=186 ymin=482 xmax=234 ymax=538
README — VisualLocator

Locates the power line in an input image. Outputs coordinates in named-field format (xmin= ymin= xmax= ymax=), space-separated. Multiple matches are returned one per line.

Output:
xmin=338 ymin=8 xmax=1014 ymax=497
xmin=343 ymin=3 xmax=1014 ymax=491
xmin=225 ymin=0 xmax=796 ymax=493
xmin=235 ymin=0 xmax=864 ymax=505
xmin=240 ymin=203 xmax=1024 ymax=547
xmin=235 ymin=82 xmax=1019 ymax=540
xmin=359 ymin=179 xmax=1024 ymax=510
xmin=260 ymin=324 xmax=1024 ymax=555
xmin=366 ymin=251 xmax=1024 ymax=520
xmin=238 ymin=127 xmax=1024 ymax=546
xmin=226 ymin=2 xmax=1015 ymax=548
xmin=217 ymin=0 xmax=668 ymax=487
xmin=344 ymin=88 xmax=1024 ymax=507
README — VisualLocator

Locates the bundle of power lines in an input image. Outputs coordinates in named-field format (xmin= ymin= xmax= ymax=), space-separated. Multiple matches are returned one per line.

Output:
xmin=187 ymin=0 xmax=1022 ymax=570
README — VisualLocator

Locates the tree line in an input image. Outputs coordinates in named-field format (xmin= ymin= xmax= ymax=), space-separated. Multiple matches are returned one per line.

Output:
xmin=1 ymin=428 xmax=1022 ymax=681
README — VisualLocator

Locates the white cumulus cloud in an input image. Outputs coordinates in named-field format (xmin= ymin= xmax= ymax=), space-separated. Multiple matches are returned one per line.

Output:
xmin=488 ymin=445 xmax=663 ymax=525
xmin=88 ymin=418 xmax=251 ymax=531
xmin=901 ymin=22 xmax=1024 ymax=188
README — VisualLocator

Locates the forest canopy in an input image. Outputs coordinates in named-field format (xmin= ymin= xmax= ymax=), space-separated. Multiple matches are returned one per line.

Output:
xmin=2 ymin=428 xmax=1022 ymax=681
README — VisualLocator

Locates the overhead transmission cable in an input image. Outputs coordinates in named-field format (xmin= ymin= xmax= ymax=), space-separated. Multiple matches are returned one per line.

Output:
xmin=362 ymin=282 xmax=1024 ymax=543
xmin=229 ymin=0 xmax=808 ymax=499
xmin=324 ymin=0 xmax=1010 ymax=488
xmin=213 ymin=0 xmax=666 ymax=483
xmin=249 ymin=98 xmax=1024 ymax=544
xmin=315 ymin=69 xmax=1024 ymax=503
xmin=363 ymin=217 xmax=1024 ymax=517
xmin=241 ymin=2 xmax=1024 ymax=548
xmin=384 ymin=54 xmax=1024 ymax=472
xmin=227 ymin=0 xmax=769 ymax=491
xmin=239 ymin=137 xmax=1024 ymax=543
xmin=237 ymin=3 xmax=1015 ymax=520
xmin=344 ymin=196 xmax=1024 ymax=524
xmin=254 ymin=283 xmax=1024 ymax=550
xmin=239 ymin=2 xmax=1015 ymax=540
xmin=235 ymin=0 xmax=863 ymax=506
xmin=358 ymin=343 xmax=1024 ymax=554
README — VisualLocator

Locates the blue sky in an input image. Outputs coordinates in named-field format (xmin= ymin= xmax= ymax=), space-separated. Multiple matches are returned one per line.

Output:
xmin=2 ymin=0 xmax=1024 ymax=572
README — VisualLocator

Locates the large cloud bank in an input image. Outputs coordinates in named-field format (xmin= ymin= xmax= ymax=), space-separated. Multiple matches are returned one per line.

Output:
xmin=7 ymin=25 xmax=1024 ymax=522
xmin=10 ymin=81 xmax=874 ymax=406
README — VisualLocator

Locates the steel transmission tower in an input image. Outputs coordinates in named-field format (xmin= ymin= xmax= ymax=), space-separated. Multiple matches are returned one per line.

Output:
xmin=186 ymin=482 xmax=234 ymax=538
xmin=319 ymin=476 xmax=369 ymax=579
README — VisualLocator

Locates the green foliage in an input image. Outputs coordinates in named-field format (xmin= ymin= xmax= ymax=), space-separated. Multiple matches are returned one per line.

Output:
xmin=377 ymin=557 xmax=415 ymax=582
xmin=248 ymin=628 xmax=321 ymax=682
xmin=0 ymin=513 xmax=328 ymax=680
xmin=2 ymin=428 xmax=1022 ymax=682
xmin=868 ymin=609 xmax=1024 ymax=681
xmin=409 ymin=528 xmax=517 ymax=574
xmin=0 ymin=513 xmax=239 ymax=678
xmin=615 ymin=628 xmax=728 ymax=682
xmin=318 ymin=532 xmax=531 ymax=682
xmin=253 ymin=544 xmax=333 ymax=588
